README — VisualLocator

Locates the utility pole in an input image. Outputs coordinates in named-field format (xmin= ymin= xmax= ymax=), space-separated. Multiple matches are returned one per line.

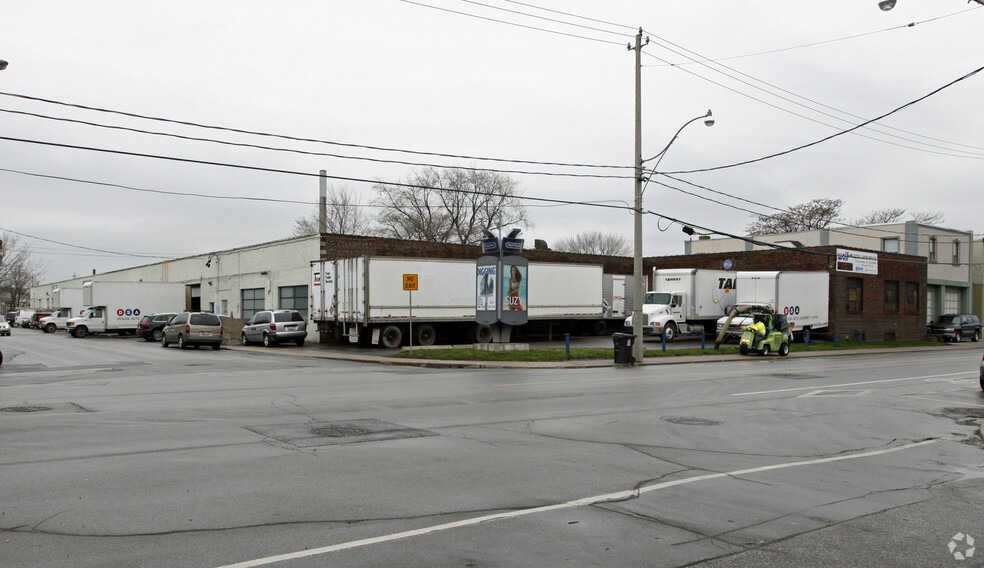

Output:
xmin=318 ymin=170 xmax=327 ymax=234
xmin=630 ymin=28 xmax=648 ymax=365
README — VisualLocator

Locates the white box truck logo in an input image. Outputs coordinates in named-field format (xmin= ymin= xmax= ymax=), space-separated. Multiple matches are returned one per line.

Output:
xmin=117 ymin=308 xmax=142 ymax=320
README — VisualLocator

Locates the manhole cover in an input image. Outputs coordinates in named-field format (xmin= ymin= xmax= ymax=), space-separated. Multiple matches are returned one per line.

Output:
xmin=661 ymin=416 xmax=723 ymax=426
xmin=0 ymin=406 xmax=52 ymax=413
xmin=311 ymin=425 xmax=372 ymax=438
xmin=245 ymin=418 xmax=437 ymax=447
xmin=772 ymin=373 xmax=823 ymax=380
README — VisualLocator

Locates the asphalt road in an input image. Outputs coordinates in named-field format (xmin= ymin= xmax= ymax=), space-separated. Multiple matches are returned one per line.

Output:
xmin=1 ymin=330 xmax=983 ymax=568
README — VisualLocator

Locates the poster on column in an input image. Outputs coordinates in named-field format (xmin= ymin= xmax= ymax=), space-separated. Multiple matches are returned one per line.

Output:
xmin=500 ymin=257 xmax=528 ymax=325
xmin=475 ymin=256 xmax=498 ymax=325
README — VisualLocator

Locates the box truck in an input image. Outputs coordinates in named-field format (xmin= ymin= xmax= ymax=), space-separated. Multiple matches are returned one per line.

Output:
xmin=39 ymin=288 xmax=86 ymax=332
xmin=311 ymin=257 xmax=625 ymax=347
xmin=66 ymin=281 xmax=186 ymax=338
xmin=624 ymin=268 xmax=737 ymax=341
xmin=715 ymin=271 xmax=829 ymax=342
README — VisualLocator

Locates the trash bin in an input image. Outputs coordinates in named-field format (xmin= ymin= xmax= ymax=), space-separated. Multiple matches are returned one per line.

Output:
xmin=612 ymin=332 xmax=637 ymax=365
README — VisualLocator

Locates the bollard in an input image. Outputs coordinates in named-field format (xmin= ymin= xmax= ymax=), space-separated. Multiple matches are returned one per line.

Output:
xmin=804 ymin=329 xmax=810 ymax=348
xmin=661 ymin=330 xmax=667 ymax=351
xmin=565 ymin=333 xmax=570 ymax=355
xmin=858 ymin=331 xmax=863 ymax=346
xmin=700 ymin=332 xmax=706 ymax=350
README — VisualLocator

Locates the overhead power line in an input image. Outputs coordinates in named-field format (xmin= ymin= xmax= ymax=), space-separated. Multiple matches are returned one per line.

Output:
xmin=663 ymin=62 xmax=984 ymax=175
xmin=0 ymin=91 xmax=631 ymax=171
xmin=0 ymin=107 xmax=632 ymax=180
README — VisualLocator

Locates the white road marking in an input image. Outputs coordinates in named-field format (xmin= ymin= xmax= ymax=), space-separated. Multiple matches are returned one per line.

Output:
xmin=214 ymin=439 xmax=941 ymax=568
xmin=733 ymin=372 xmax=970 ymax=397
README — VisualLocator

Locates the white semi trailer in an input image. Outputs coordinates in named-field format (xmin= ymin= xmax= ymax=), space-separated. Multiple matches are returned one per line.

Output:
xmin=715 ymin=271 xmax=829 ymax=341
xmin=311 ymin=257 xmax=626 ymax=347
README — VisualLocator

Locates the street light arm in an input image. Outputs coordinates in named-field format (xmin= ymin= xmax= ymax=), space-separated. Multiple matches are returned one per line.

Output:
xmin=641 ymin=110 xmax=713 ymax=166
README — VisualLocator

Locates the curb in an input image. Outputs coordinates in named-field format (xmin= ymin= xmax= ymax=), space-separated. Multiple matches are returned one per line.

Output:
xmin=222 ymin=341 xmax=982 ymax=369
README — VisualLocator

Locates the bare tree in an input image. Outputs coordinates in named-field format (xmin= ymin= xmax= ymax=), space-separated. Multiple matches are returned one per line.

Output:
xmin=290 ymin=184 xmax=375 ymax=237
xmin=372 ymin=167 xmax=531 ymax=245
xmin=554 ymin=231 xmax=630 ymax=255
xmin=852 ymin=208 xmax=945 ymax=226
xmin=0 ymin=232 xmax=47 ymax=308
xmin=746 ymin=198 xmax=843 ymax=235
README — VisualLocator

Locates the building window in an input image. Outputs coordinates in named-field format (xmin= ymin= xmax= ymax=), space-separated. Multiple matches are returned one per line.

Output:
xmin=279 ymin=285 xmax=308 ymax=319
xmin=952 ymin=239 xmax=960 ymax=266
xmin=944 ymin=289 xmax=960 ymax=313
xmin=928 ymin=237 xmax=937 ymax=263
xmin=882 ymin=237 xmax=899 ymax=253
xmin=884 ymin=280 xmax=899 ymax=313
xmin=847 ymin=278 xmax=863 ymax=313
xmin=905 ymin=282 xmax=918 ymax=313
xmin=241 ymin=288 xmax=264 ymax=319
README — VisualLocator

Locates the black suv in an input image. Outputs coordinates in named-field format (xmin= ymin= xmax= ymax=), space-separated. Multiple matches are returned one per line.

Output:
xmin=137 ymin=313 xmax=178 ymax=342
xmin=927 ymin=314 xmax=981 ymax=342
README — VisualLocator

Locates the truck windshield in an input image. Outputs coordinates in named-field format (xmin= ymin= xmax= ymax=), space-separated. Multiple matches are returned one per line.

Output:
xmin=645 ymin=292 xmax=673 ymax=305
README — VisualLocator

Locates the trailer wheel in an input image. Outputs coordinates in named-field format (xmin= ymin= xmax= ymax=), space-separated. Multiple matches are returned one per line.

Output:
xmin=475 ymin=324 xmax=493 ymax=344
xmin=590 ymin=320 xmax=608 ymax=336
xmin=415 ymin=324 xmax=436 ymax=347
xmin=380 ymin=325 xmax=403 ymax=348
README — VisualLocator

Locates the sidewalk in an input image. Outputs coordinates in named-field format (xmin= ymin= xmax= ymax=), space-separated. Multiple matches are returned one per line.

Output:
xmin=222 ymin=338 xmax=982 ymax=369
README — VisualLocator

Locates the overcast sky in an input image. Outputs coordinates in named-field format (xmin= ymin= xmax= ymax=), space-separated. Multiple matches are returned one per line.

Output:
xmin=2 ymin=1 xmax=981 ymax=283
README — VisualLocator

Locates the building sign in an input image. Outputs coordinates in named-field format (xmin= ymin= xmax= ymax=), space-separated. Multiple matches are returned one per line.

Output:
xmin=835 ymin=248 xmax=878 ymax=275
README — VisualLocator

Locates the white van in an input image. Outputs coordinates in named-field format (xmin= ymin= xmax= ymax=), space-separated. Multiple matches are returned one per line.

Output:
xmin=14 ymin=309 xmax=35 ymax=328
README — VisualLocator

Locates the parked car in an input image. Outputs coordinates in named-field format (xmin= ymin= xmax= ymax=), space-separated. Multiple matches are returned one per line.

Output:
xmin=0 ymin=319 xmax=10 ymax=336
xmin=926 ymin=314 xmax=981 ymax=342
xmin=5 ymin=312 xmax=16 ymax=325
xmin=13 ymin=309 xmax=35 ymax=328
xmin=137 ymin=312 xmax=178 ymax=342
xmin=28 ymin=310 xmax=54 ymax=329
xmin=242 ymin=310 xmax=307 ymax=347
xmin=161 ymin=312 xmax=224 ymax=350
xmin=979 ymin=353 xmax=983 ymax=391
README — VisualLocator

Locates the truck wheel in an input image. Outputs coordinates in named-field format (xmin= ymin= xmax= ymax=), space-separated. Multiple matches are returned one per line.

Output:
xmin=663 ymin=323 xmax=677 ymax=342
xmin=760 ymin=343 xmax=771 ymax=356
xmin=44 ymin=323 xmax=56 ymax=334
xmin=73 ymin=327 xmax=88 ymax=338
xmin=778 ymin=342 xmax=790 ymax=356
xmin=380 ymin=325 xmax=403 ymax=349
xmin=415 ymin=324 xmax=436 ymax=347
xmin=475 ymin=324 xmax=493 ymax=344
xmin=972 ymin=330 xmax=980 ymax=343
xmin=591 ymin=320 xmax=608 ymax=336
